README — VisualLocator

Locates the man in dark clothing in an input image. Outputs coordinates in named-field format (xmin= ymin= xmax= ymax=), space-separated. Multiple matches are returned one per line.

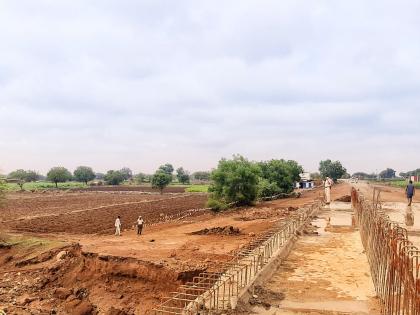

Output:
xmin=406 ymin=180 xmax=416 ymax=206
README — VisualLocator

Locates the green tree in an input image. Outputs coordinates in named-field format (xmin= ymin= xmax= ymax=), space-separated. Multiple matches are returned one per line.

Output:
xmin=159 ymin=164 xmax=174 ymax=175
xmin=319 ymin=159 xmax=347 ymax=181
xmin=192 ymin=171 xmax=211 ymax=181
xmin=25 ymin=170 xmax=40 ymax=182
xmin=176 ymin=167 xmax=190 ymax=184
xmin=208 ymin=155 xmax=260 ymax=208
xmin=379 ymin=168 xmax=396 ymax=179
xmin=73 ymin=166 xmax=95 ymax=184
xmin=7 ymin=169 xmax=40 ymax=190
xmin=258 ymin=159 xmax=302 ymax=194
xmin=120 ymin=167 xmax=133 ymax=180
xmin=104 ymin=170 xmax=125 ymax=185
xmin=134 ymin=172 xmax=149 ymax=184
xmin=257 ymin=178 xmax=281 ymax=198
xmin=47 ymin=167 xmax=72 ymax=188
xmin=151 ymin=170 xmax=172 ymax=193
xmin=8 ymin=169 xmax=29 ymax=190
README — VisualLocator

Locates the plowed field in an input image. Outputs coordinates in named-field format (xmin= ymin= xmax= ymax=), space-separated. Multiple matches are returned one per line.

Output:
xmin=3 ymin=193 xmax=207 ymax=234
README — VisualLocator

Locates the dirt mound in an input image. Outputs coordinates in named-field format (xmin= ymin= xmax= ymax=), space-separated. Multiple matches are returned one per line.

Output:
xmin=248 ymin=285 xmax=285 ymax=309
xmin=0 ymin=243 xmax=204 ymax=314
xmin=191 ymin=226 xmax=241 ymax=235
xmin=335 ymin=195 xmax=351 ymax=202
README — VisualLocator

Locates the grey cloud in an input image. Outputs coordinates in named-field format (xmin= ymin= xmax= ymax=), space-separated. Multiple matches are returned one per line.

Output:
xmin=1 ymin=1 xmax=420 ymax=175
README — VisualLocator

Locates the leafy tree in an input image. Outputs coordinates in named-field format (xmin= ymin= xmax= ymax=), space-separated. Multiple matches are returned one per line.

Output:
xmin=379 ymin=168 xmax=396 ymax=179
xmin=47 ymin=167 xmax=72 ymax=188
xmin=352 ymin=172 xmax=376 ymax=179
xmin=399 ymin=168 xmax=420 ymax=178
xmin=258 ymin=159 xmax=302 ymax=194
xmin=25 ymin=170 xmax=40 ymax=182
xmin=319 ymin=159 xmax=347 ymax=181
xmin=104 ymin=170 xmax=125 ymax=185
xmin=159 ymin=164 xmax=174 ymax=175
xmin=192 ymin=171 xmax=211 ymax=181
xmin=73 ymin=166 xmax=95 ymax=184
xmin=208 ymin=155 xmax=260 ymax=208
xmin=151 ymin=170 xmax=172 ymax=193
xmin=134 ymin=173 xmax=149 ymax=184
xmin=257 ymin=178 xmax=281 ymax=198
xmin=8 ymin=169 xmax=29 ymax=190
xmin=120 ymin=167 xmax=133 ymax=180
xmin=7 ymin=169 xmax=40 ymax=190
xmin=176 ymin=167 xmax=190 ymax=184
xmin=342 ymin=173 xmax=351 ymax=179
xmin=285 ymin=160 xmax=304 ymax=183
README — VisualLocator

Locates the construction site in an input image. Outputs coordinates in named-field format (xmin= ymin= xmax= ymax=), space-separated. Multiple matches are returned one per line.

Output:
xmin=0 ymin=181 xmax=418 ymax=315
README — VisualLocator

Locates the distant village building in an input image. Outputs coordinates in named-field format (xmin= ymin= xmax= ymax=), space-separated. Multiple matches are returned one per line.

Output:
xmin=410 ymin=175 xmax=419 ymax=182
xmin=295 ymin=172 xmax=315 ymax=189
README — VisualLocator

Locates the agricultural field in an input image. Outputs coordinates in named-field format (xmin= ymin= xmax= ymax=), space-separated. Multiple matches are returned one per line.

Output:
xmin=4 ymin=181 xmax=209 ymax=193
xmin=388 ymin=180 xmax=420 ymax=189
xmin=0 ymin=185 xmax=327 ymax=314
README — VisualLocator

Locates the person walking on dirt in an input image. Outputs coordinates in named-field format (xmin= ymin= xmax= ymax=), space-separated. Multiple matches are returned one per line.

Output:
xmin=136 ymin=216 xmax=144 ymax=235
xmin=324 ymin=177 xmax=333 ymax=205
xmin=115 ymin=216 xmax=122 ymax=236
xmin=406 ymin=180 xmax=415 ymax=206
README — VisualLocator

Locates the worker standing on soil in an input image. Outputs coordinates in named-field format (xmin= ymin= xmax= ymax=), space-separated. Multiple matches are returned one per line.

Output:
xmin=136 ymin=216 xmax=144 ymax=235
xmin=324 ymin=177 xmax=333 ymax=205
xmin=115 ymin=216 xmax=122 ymax=236
xmin=406 ymin=180 xmax=416 ymax=206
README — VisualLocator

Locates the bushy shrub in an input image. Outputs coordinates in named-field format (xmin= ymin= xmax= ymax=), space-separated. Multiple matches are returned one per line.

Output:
xmin=206 ymin=198 xmax=228 ymax=211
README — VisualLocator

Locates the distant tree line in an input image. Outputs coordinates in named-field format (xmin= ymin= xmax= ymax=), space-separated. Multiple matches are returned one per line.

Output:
xmin=399 ymin=168 xmax=420 ymax=178
xmin=5 ymin=163 xmax=212 ymax=191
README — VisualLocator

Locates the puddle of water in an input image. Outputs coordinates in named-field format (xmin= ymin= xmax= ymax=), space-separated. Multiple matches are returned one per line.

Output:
xmin=279 ymin=300 xmax=372 ymax=314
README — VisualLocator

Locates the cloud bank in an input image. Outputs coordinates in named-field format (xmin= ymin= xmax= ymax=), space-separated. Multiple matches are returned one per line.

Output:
xmin=1 ymin=0 xmax=420 ymax=175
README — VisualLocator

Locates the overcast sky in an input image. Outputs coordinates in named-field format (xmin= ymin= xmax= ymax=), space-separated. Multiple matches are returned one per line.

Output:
xmin=1 ymin=1 xmax=420 ymax=175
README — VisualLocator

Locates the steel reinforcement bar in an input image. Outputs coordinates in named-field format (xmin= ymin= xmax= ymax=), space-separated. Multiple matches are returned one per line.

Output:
xmin=152 ymin=201 xmax=322 ymax=315
xmin=351 ymin=187 xmax=420 ymax=314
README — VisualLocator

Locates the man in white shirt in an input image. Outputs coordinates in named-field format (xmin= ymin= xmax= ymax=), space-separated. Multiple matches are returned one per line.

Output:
xmin=115 ymin=216 xmax=122 ymax=236
xmin=324 ymin=177 xmax=333 ymax=205
xmin=136 ymin=216 xmax=144 ymax=235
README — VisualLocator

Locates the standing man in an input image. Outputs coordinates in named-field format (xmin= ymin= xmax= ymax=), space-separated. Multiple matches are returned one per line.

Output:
xmin=115 ymin=215 xmax=122 ymax=236
xmin=406 ymin=180 xmax=416 ymax=206
xmin=324 ymin=176 xmax=333 ymax=205
xmin=136 ymin=216 xmax=144 ymax=235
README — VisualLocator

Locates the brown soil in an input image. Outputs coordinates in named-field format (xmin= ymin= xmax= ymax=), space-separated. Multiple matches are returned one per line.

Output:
xmin=1 ymin=191 xmax=169 ymax=222
xmin=0 ymin=186 xmax=332 ymax=314
xmin=334 ymin=195 xmax=351 ymax=202
xmin=81 ymin=185 xmax=187 ymax=193
xmin=191 ymin=225 xmax=241 ymax=235
xmin=4 ymin=194 xmax=208 ymax=234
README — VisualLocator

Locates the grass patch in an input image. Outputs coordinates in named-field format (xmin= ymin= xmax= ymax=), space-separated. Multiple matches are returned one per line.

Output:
xmin=388 ymin=180 xmax=420 ymax=189
xmin=5 ymin=181 xmax=87 ymax=191
xmin=185 ymin=184 xmax=209 ymax=193
xmin=0 ymin=234 xmax=62 ymax=248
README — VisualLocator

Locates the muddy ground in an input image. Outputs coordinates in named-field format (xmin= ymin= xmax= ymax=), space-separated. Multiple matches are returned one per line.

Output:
xmin=0 ymin=186 xmax=327 ymax=315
